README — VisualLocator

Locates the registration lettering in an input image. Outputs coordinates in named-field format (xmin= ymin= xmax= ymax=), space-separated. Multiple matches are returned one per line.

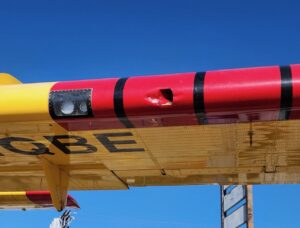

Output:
xmin=0 ymin=132 xmax=144 ymax=155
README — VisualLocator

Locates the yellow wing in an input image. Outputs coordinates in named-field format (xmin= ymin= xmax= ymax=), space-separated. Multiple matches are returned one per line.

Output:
xmin=0 ymin=64 xmax=299 ymax=211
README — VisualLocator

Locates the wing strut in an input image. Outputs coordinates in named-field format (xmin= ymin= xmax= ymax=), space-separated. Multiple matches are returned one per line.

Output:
xmin=221 ymin=185 xmax=254 ymax=228
xmin=41 ymin=158 xmax=69 ymax=211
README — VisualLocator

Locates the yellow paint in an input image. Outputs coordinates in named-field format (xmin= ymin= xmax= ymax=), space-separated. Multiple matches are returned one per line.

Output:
xmin=0 ymin=81 xmax=70 ymax=210
xmin=41 ymin=158 xmax=69 ymax=211
xmin=0 ymin=191 xmax=31 ymax=205
xmin=0 ymin=82 xmax=55 ymax=122
xmin=1 ymin=120 xmax=300 ymax=189
xmin=0 ymin=191 xmax=26 ymax=196
xmin=0 ymin=73 xmax=21 ymax=85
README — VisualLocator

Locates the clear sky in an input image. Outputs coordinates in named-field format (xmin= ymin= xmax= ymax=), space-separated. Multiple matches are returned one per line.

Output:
xmin=0 ymin=0 xmax=300 ymax=227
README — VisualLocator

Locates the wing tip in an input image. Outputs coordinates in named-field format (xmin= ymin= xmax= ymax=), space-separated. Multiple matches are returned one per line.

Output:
xmin=0 ymin=73 xmax=22 ymax=85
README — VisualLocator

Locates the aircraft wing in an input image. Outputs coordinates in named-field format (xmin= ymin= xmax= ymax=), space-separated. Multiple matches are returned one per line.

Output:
xmin=0 ymin=64 xmax=299 ymax=211
xmin=0 ymin=191 xmax=79 ymax=210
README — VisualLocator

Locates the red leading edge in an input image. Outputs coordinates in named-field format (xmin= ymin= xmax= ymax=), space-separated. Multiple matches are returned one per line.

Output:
xmin=49 ymin=64 xmax=300 ymax=131
xmin=26 ymin=191 xmax=80 ymax=209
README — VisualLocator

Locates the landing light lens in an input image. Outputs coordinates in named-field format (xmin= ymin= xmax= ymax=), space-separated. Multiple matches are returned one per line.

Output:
xmin=49 ymin=89 xmax=92 ymax=118
xmin=61 ymin=100 xmax=75 ymax=115
xmin=79 ymin=101 xmax=88 ymax=113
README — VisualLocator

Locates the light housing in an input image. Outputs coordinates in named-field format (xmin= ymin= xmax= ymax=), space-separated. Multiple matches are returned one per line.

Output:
xmin=49 ymin=89 xmax=93 ymax=118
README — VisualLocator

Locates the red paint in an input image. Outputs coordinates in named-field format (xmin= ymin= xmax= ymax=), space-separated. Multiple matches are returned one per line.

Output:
xmin=290 ymin=64 xmax=300 ymax=119
xmin=123 ymin=73 xmax=198 ymax=127
xmin=51 ymin=78 xmax=124 ymax=130
xmin=26 ymin=191 xmax=80 ymax=208
xmin=66 ymin=194 xmax=80 ymax=208
xmin=49 ymin=64 xmax=300 ymax=130
xmin=204 ymin=66 xmax=281 ymax=123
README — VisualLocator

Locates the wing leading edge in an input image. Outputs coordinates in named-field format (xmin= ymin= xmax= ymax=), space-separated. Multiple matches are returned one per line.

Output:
xmin=0 ymin=191 xmax=79 ymax=210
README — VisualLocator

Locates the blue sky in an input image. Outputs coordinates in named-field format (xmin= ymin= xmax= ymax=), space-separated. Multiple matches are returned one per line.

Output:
xmin=0 ymin=0 xmax=300 ymax=227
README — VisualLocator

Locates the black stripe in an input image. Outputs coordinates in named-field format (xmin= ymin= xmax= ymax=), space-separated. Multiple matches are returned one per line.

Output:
xmin=114 ymin=78 xmax=134 ymax=128
xmin=279 ymin=65 xmax=293 ymax=120
xmin=194 ymin=72 xmax=207 ymax=124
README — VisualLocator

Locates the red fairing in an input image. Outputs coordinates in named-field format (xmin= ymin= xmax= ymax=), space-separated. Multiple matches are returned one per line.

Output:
xmin=51 ymin=78 xmax=124 ymax=130
xmin=66 ymin=194 xmax=80 ymax=208
xmin=26 ymin=191 xmax=80 ymax=208
xmin=49 ymin=64 xmax=300 ymax=131
xmin=290 ymin=64 xmax=300 ymax=119
xmin=26 ymin=191 xmax=52 ymax=205
xmin=123 ymin=73 xmax=198 ymax=127
xmin=204 ymin=66 xmax=281 ymax=124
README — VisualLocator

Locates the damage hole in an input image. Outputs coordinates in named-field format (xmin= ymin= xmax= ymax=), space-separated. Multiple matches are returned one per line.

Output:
xmin=159 ymin=88 xmax=173 ymax=106
xmin=147 ymin=88 xmax=174 ymax=106
xmin=160 ymin=88 xmax=173 ymax=102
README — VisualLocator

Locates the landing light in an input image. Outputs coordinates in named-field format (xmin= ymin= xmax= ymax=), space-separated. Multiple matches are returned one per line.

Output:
xmin=49 ymin=89 xmax=93 ymax=118
xmin=61 ymin=100 xmax=75 ymax=115
xmin=79 ymin=101 xmax=88 ymax=113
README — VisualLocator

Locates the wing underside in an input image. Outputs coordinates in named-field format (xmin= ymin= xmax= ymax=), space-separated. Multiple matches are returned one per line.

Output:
xmin=1 ymin=120 xmax=300 ymax=193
